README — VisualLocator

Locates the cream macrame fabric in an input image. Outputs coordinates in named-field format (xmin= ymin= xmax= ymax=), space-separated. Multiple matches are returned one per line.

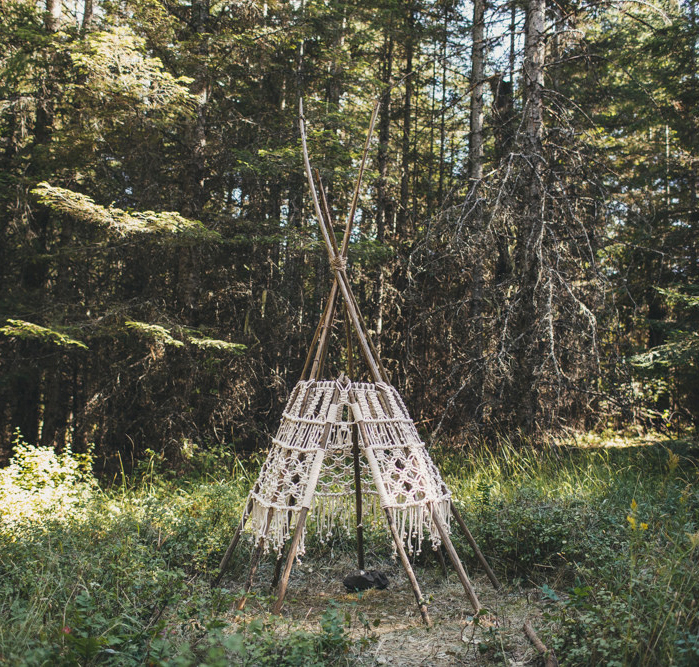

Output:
xmin=244 ymin=377 xmax=451 ymax=558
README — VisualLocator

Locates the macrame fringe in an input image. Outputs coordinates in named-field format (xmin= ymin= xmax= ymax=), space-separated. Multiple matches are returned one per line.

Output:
xmin=244 ymin=380 xmax=452 ymax=560
xmin=388 ymin=498 xmax=451 ymax=557
xmin=312 ymin=492 xmax=382 ymax=542
xmin=248 ymin=502 xmax=303 ymax=556
xmin=247 ymin=495 xmax=451 ymax=558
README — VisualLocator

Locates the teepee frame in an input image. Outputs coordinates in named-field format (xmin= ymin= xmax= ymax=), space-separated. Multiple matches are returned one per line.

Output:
xmin=214 ymin=100 xmax=500 ymax=627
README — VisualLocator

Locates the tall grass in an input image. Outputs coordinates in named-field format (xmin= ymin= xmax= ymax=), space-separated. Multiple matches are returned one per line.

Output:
xmin=440 ymin=433 xmax=699 ymax=666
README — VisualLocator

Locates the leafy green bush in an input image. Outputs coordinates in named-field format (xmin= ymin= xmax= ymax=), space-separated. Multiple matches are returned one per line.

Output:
xmin=143 ymin=608 xmax=352 ymax=667
xmin=0 ymin=436 xmax=355 ymax=666
xmin=541 ymin=488 xmax=699 ymax=666
xmin=0 ymin=430 xmax=96 ymax=532
xmin=438 ymin=435 xmax=699 ymax=665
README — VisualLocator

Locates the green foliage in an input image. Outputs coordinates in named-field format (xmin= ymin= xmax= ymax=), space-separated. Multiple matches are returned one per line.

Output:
xmin=197 ymin=610 xmax=352 ymax=667
xmin=573 ymin=0 xmax=699 ymax=429
xmin=69 ymin=27 xmax=196 ymax=123
xmin=125 ymin=320 xmax=185 ymax=348
xmin=442 ymin=435 xmax=699 ymax=666
xmin=0 ymin=441 xmax=284 ymax=665
xmin=32 ymin=183 xmax=221 ymax=242
xmin=181 ymin=327 xmax=247 ymax=354
xmin=0 ymin=430 xmax=96 ymax=531
xmin=630 ymin=285 xmax=699 ymax=426
xmin=187 ymin=337 xmax=246 ymax=353
xmin=544 ymin=506 xmax=699 ymax=667
xmin=0 ymin=319 xmax=88 ymax=349
xmin=125 ymin=321 xmax=246 ymax=355
xmin=0 ymin=436 xmax=350 ymax=665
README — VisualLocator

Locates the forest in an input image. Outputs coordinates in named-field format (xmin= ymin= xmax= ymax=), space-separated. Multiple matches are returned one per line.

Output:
xmin=0 ymin=0 xmax=698 ymax=665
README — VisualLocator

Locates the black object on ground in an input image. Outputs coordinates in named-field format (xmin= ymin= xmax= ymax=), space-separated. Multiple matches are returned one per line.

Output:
xmin=343 ymin=570 xmax=389 ymax=591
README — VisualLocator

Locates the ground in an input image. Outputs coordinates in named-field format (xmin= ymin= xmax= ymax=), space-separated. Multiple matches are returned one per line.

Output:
xmin=227 ymin=552 xmax=546 ymax=666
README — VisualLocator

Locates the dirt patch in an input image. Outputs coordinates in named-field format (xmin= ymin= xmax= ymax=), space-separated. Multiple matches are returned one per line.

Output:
xmin=227 ymin=553 xmax=548 ymax=665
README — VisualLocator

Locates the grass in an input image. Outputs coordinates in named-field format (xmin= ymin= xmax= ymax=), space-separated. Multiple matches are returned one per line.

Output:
xmin=0 ymin=430 xmax=697 ymax=665
xmin=439 ymin=433 xmax=699 ymax=665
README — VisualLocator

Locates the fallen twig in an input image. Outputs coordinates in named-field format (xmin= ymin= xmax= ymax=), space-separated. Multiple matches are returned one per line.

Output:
xmin=523 ymin=619 xmax=558 ymax=667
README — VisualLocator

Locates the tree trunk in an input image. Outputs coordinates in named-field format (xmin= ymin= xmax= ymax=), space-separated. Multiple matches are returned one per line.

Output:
xmin=375 ymin=29 xmax=394 ymax=242
xmin=469 ymin=0 xmax=485 ymax=185
xmin=513 ymin=0 xmax=546 ymax=430
xmin=182 ymin=0 xmax=210 ymax=218
xmin=82 ymin=0 xmax=94 ymax=31
xmin=437 ymin=7 xmax=448 ymax=204
xmin=469 ymin=0 xmax=486 ymax=422
xmin=523 ymin=0 xmax=545 ymax=156
xmin=398 ymin=1 xmax=415 ymax=238
xmin=427 ymin=51 xmax=437 ymax=213
xmin=45 ymin=0 xmax=61 ymax=32
xmin=510 ymin=2 xmax=517 ymax=85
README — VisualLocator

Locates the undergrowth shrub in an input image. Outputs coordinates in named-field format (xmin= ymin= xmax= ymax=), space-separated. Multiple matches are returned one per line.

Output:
xmin=542 ymin=485 xmax=699 ymax=666
xmin=143 ymin=607 xmax=352 ymax=666
xmin=442 ymin=435 xmax=699 ymax=666
xmin=0 ymin=437 xmax=355 ymax=666
xmin=0 ymin=430 xmax=96 ymax=532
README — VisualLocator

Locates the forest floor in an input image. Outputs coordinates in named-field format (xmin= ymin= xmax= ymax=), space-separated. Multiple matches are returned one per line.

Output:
xmin=231 ymin=557 xmax=541 ymax=666
xmin=1 ymin=430 xmax=697 ymax=666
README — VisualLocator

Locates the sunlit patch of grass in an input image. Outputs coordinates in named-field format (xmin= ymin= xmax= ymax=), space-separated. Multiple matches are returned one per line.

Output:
xmin=435 ymin=431 xmax=699 ymax=666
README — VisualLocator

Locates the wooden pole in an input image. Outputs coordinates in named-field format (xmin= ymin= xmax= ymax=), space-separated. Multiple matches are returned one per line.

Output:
xmin=301 ymin=288 xmax=334 ymax=381
xmin=316 ymin=171 xmax=341 ymax=257
xmin=342 ymin=279 xmax=390 ymax=383
xmin=309 ymin=282 xmax=339 ymax=380
xmin=435 ymin=545 xmax=448 ymax=577
xmin=299 ymin=99 xmax=383 ymax=384
xmin=337 ymin=99 xmax=389 ymax=384
xmin=271 ymin=506 xmax=310 ymax=615
xmin=524 ymin=619 xmax=559 ymax=667
xmin=350 ymin=391 xmax=431 ymax=626
xmin=316 ymin=164 xmax=382 ymax=385
xmin=231 ymin=383 xmax=316 ymax=603
xmin=235 ymin=505 xmax=276 ymax=609
xmin=431 ymin=506 xmax=481 ymax=614
xmin=271 ymin=545 xmax=286 ymax=590
xmin=272 ymin=386 xmax=340 ymax=614
xmin=236 ymin=540 xmax=264 ymax=611
xmin=319 ymin=173 xmax=391 ymax=383
xmin=340 ymin=100 xmax=380 ymax=258
xmin=351 ymin=424 xmax=365 ymax=570
xmin=316 ymin=176 xmax=376 ymax=383
xmin=302 ymin=134 xmax=369 ymax=383
xmin=315 ymin=174 xmax=366 ymax=568
xmin=330 ymin=262 xmax=380 ymax=381
xmin=382 ymin=506 xmax=431 ymax=627
xmin=213 ymin=495 xmax=254 ymax=586
xmin=344 ymin=303 xmax=354 ymax=378
xmin=450 ymin=500 xmax=501 ymax=590
xmin=311 ymin=174 xmax=343 ymax=380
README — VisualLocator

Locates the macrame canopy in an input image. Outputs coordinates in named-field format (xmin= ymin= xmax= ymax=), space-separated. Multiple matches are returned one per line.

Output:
xmin=214 ymin=100 xmax=500 ymax=627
